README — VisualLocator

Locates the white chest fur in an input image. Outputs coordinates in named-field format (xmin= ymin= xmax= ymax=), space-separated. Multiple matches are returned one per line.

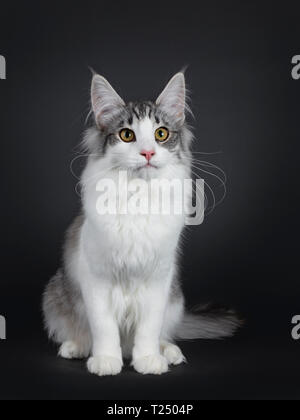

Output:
xmin=81 ymin=162 xmax=187 ymax=277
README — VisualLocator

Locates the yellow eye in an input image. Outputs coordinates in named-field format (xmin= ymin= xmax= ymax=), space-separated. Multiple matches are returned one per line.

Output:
xmin=119 ymin=129 xmax=135 ymax=143
xmin=155 ymin=127 xmax=169 ymax=142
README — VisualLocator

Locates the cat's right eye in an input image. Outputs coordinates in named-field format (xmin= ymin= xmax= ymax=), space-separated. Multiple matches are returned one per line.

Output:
xmin=119 ymin=129 xmax=136 ymax=143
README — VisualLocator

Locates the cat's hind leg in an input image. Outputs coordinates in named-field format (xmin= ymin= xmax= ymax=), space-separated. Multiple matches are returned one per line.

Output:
xmin=160 ymin=341 xmax=186 ymax=366
xmin=160 ymin=295 xmax=187 ymax=366
xmin=59 ymin=340 xmax=90 ymax=360
xmin=43 ymin=270 xmax=92 ymax=360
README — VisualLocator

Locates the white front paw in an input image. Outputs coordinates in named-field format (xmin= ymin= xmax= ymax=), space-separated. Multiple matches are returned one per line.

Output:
xmin=133 ymin=354 xmax=169 ymax=375
xmin=87 ymin=356 xmax=123 ymax=377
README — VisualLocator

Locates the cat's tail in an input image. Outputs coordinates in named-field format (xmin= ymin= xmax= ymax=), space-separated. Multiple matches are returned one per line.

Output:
xmin=176 ymin=304 xmax=243 ymax=340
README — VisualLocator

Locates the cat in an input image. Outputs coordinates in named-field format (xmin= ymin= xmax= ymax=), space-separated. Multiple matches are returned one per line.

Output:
xmin=43 ymin=72 xmax=240 ymax=376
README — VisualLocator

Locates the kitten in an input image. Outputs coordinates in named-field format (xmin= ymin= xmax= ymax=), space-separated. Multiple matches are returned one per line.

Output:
xmin=43 ymin=73 xmax=240 ymax=376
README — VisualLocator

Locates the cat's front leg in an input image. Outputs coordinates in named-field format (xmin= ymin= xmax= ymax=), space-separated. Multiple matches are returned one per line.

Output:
xmin=81 ymin=276 xmax=123 ymax=377
xmin=132 ymin=283 xmax=170 ymax=375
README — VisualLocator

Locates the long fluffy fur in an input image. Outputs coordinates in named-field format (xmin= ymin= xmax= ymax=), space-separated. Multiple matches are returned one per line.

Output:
xmin=43 ymin=73 xmax=241 ymax=376
xmin=176 ymin=305 xmax=241 ymax=341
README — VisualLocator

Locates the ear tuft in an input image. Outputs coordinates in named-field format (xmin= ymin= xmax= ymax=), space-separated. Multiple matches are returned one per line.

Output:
xmin=91 ymin=75 xmax=125 ymax=129
xmin=156 ymin=73 xmax=186 ymax=125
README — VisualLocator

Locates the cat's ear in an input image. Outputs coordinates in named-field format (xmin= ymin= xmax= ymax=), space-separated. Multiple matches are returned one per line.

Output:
xmin=156 ymin=73 xmax=186 ymax=125
xmin=91 ymin=74 xmax=125 ymax=129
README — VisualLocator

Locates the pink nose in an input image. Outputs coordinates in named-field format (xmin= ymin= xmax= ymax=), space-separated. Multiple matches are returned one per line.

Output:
xmin=141 ymin=150 xmax=156 ymax=162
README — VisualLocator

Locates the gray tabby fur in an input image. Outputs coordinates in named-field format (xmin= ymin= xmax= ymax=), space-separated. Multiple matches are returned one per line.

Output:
xmin=43 ymin=73 xmax=241 ymax=367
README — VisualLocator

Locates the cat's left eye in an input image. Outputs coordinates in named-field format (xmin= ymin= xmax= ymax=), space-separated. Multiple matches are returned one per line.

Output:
xmin=155 ymin=127 xmax=169 ymax=142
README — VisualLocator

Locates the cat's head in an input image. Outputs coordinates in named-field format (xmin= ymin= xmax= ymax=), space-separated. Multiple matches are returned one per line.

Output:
xmin=85 ymin=73 xmax=192 ymax=177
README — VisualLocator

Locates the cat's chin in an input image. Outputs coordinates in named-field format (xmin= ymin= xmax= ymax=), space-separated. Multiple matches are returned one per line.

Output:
xmin=134 ymin=165 xmax=160 ymax=178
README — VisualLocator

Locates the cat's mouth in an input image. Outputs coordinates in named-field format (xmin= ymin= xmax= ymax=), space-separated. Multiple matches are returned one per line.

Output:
xmin=136 ymin=163 xmax=159 ymax=171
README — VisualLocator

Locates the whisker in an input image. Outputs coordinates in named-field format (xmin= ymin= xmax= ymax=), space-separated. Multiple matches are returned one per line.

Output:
xmin=181 ymin=156 xmax=227 ymax=184
xmin=192 ymin=151 xmax=223 ymax=156
xmin=180 ymin=154 xmax=227 ymax=215
xmin=190 ymin=169 xmax=215 ymax=214
xmin=76 ymin=165 xmax=118 ymax=197
xmin=190 ymin=163 xmax=226 ymax=189
xmin=70 ymin=153 xmax=103 ymax=181
xmin=191 ymin=165 xmax=226 ymax=213
xmin=70 ymin=155 xmax=89 ymax=181
xmin=191 ymin=160 xmax=227 ymax=184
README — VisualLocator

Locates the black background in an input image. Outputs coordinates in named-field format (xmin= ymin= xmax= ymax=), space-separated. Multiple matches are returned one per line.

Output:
xmin=0 ymin=0 xmax=300 ymax=400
